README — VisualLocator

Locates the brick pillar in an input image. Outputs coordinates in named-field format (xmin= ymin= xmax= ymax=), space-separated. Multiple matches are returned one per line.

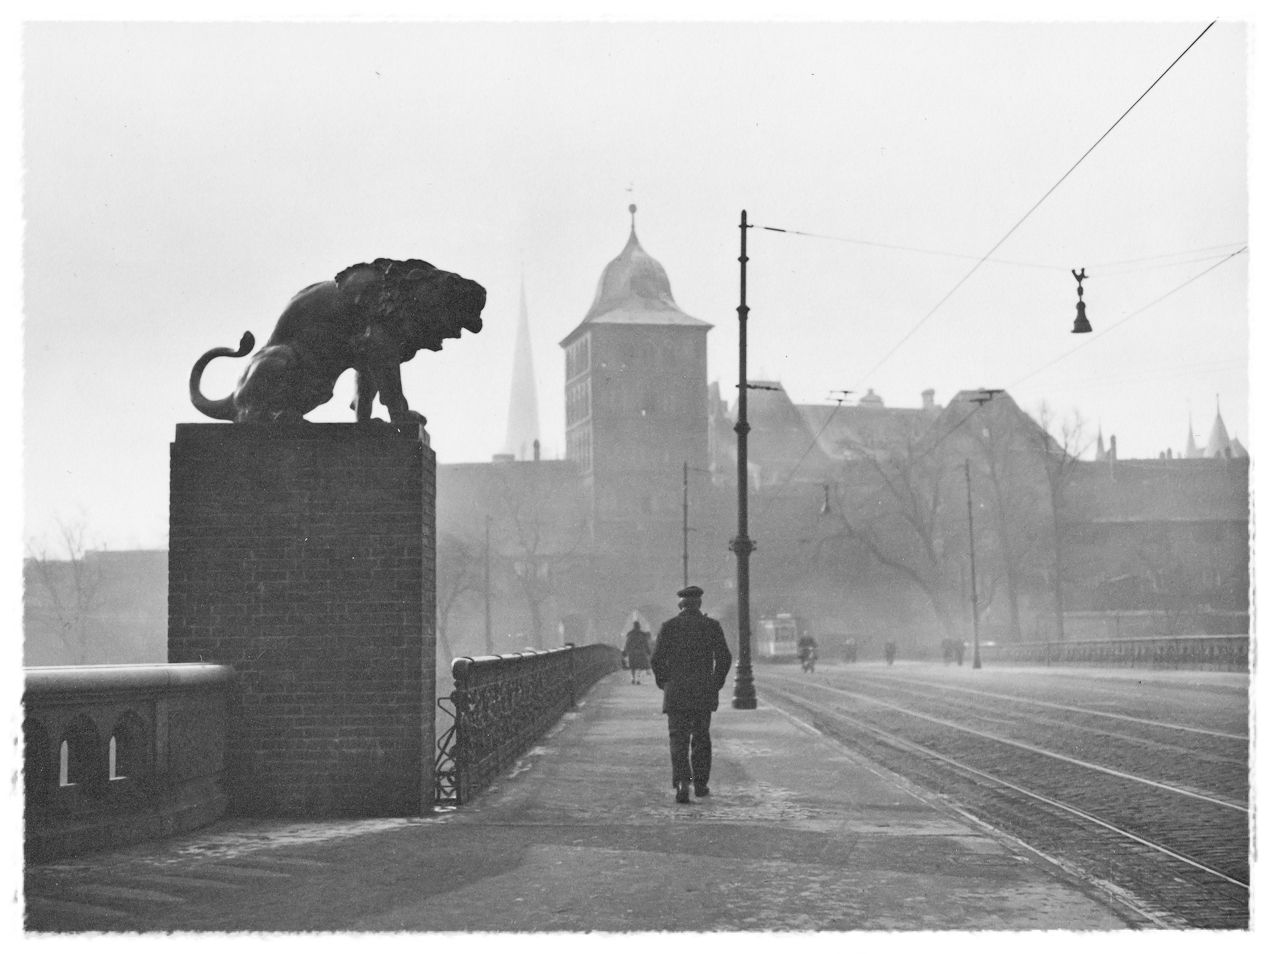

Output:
xmin=167 ymin=422 xmax=436 ymax=817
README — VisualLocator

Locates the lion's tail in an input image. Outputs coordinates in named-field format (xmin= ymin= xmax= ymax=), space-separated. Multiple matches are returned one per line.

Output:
xmin=189 ymin=331 xmax=255 ymax=421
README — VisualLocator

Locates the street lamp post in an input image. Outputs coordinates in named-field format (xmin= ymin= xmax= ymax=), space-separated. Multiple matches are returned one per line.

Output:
xmin=963 ymin=459 xmax=982 ymax=670
xmin=731 ymin=210 xmax=757 ymax=710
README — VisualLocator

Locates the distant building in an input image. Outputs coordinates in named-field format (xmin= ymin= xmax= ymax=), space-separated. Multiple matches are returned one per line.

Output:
xmin=28 ymin=211 xmax=1249 ymax=662
xmin=560 ymin=205 xmax=712 ymax=537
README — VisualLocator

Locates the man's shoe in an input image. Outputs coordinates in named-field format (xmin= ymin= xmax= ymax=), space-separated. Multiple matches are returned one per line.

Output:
xmin=694 ymin=783 xmax=710 ymax=798
xmin=675 ymin=782 xmax=690 ymax=804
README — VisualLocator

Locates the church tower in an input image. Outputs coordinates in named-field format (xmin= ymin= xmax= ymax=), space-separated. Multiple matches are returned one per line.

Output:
xmin=503 ymin=277 xmax=541 ymax=460
xmin=560 ymin=206 xmax=712 ymax=539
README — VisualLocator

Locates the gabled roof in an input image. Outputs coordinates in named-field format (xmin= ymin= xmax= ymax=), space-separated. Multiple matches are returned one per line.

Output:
xmin=561 ymin=221 xmax=711 ymax=346
xmin=795 ymin=402 xmax=935 ymax=460
xmin=920 ymin=389 xmax=1058 ymax=456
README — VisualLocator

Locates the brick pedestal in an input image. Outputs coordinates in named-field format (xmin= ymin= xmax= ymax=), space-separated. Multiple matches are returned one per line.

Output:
xmin=167 ymin=423 xmax=435 ymax=817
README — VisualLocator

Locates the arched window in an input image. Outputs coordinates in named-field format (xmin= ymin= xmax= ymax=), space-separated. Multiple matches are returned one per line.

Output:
xmin=60 ymin=715 xmax=105 ymax=796
xmin=110 ymin=711 xmax=150 ymax=779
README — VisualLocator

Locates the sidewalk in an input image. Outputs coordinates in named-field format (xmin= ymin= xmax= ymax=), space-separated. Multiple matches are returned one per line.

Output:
xmin=25 ymin=672 xmax=1144 ymax=932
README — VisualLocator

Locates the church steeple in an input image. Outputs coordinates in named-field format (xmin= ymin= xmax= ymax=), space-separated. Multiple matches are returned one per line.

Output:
xmin=503 ymin=275 xmax=541 ymax=460
xmin=1185 ymin=412 xmax=1201 ymax=458
xmin=1205 ymin=395 xmax=1232 ymax=459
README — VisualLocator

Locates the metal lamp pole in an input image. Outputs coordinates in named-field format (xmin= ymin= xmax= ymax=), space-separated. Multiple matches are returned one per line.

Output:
xmin=731 ymin=210 xmax=757 ymax=709
xmin=964 ymin=459 xmax=982 ymax=670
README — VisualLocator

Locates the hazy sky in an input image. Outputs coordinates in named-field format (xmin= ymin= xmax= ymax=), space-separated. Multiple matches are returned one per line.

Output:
xmin=20 ymin=18 xmax=1251 ymax=552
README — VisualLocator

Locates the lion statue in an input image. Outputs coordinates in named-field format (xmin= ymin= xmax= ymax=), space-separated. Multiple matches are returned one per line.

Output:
xmin=189 ymin=258 xmax=486 ymax=424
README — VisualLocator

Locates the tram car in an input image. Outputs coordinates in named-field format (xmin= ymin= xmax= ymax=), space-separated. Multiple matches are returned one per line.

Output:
xmin=757 ymin=613 xmax=811 ymax=661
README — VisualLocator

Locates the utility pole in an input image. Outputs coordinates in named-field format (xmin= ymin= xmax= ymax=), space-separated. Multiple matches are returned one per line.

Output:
xmin=964 ymin=459 xmax=982 ymax=670
xmin=731 ymin=210 xmax=757 ymax=709
xmin=484 ymin=514 xmax=493 ymax=655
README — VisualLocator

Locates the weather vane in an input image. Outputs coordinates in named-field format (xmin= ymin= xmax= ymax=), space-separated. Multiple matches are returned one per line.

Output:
xmin=1071 ymin=267 xmax=1092 ymax=334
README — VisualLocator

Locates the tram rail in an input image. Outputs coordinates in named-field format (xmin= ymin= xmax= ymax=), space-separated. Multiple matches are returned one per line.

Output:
xmin=835 ymin=670 xmax=1248 ymax=741
xmin=758 ymin=671 xmax=1249 ymax=929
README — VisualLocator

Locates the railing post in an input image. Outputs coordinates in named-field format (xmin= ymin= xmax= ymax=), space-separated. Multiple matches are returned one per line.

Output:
xmin=451 ymin=658 xmax=472 ymax=805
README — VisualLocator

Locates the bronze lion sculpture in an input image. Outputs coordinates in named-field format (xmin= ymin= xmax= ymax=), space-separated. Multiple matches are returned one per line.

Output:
xmin=190 ymin=258 xmax=486 ymax=424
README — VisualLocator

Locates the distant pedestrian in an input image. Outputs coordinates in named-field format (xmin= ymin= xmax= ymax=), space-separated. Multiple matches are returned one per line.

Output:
xmin=650 ymin=585 xmax=732 ymax=804
xmin=884 ymin=639 xmax=897 ymax=665
xmin=623 ymin=621 xmax=652 ymax=684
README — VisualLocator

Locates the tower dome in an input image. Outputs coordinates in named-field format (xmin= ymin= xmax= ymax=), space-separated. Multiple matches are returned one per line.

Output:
xmin=563 ymin=206 xmax=711 ymax=341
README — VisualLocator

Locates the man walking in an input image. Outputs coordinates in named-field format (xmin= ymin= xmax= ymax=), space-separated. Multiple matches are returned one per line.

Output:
xmin=650 ymin=585 xmax=732 ymax=804
xmin=622 ymin=620 xmax=652 ymax=685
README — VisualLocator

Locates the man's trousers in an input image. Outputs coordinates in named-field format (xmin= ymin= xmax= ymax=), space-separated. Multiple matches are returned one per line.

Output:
xmin=667 ymin=709 xmax=712 ymax=787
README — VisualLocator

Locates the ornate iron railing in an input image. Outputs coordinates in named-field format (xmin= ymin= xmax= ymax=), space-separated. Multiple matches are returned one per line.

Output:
xmin=977 ymin=634 xmax=1249 ymax=672
xmin=434 ymin=643 xmax=622 ymax=805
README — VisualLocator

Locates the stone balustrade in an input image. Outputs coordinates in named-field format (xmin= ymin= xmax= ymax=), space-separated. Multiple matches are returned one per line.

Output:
xmin=22 ymin=663 xmax=234 ymax=862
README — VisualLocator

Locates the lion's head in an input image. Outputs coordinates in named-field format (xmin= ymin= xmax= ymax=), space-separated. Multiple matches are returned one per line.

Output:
xmin=336 ymin=258 xmax=486 ymax=358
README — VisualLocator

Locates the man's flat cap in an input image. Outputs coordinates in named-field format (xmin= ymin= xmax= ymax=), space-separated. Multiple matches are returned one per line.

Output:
xmin=677 ymin=585 xmax=704 ymax=599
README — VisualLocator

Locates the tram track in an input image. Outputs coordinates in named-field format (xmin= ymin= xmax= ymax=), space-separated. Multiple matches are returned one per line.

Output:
xmin=758 ymin=672 xmax=1249 ymax=929
xmin=839 ymin=669 xmax=1248 ymax=740
xmin=813 ymin=669 xmax=1249 ymax=803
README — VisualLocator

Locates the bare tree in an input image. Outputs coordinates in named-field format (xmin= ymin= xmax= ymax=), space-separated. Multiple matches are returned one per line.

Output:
xmin=25 ymin=517 xmax=104 ymax=665
xmin=817 ymin=438 xmax=968 ymax=643
xmin=436 ymin=532 xmax=484 ymax=662
xmin=945 ymin=395 xmax=1056 ymax=643
xmin=490 ymin=464 xmax=590 ymax=649
xmin=1032 ymin=402 xmax=1091 ymax=640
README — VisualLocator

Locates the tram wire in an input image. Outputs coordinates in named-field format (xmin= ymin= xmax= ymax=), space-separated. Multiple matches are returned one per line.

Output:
xmin=742 ymin=21 xmax=1225 ymax=528
xmin=758 ymin=20 xmax=1219 ymax=395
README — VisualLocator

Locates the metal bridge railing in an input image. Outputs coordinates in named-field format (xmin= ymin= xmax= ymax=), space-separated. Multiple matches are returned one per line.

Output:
xmin=434 ymin=643 xmax=622 ymax=806
xmin=977 ymin=634 xmax=1249 ymax=672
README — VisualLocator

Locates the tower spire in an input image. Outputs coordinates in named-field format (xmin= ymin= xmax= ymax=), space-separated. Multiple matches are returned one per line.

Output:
xmin=504 ymin=274 xmax=541 ymax=460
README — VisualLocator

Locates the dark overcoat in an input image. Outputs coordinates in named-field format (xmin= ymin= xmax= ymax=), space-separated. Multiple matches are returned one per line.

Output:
xmin=650 ymin=609 xmax=733 ymax=713
xmin=623 ymin=627 xmax=652 ymax=670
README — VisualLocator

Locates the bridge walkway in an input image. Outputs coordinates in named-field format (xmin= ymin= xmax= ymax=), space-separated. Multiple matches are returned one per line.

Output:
xmin=24 ymin=671 xmax=1146 ymax=932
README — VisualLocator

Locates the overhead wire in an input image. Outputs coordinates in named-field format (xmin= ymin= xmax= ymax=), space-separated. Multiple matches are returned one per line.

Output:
xmin=1088 ymin=241 xmax=1247 ymax=269
xmin=758 ymin=226 xmax=1066 ymax=271
xmin=740 ymin=21 xmax=1222 ymax=515
xmin=1091 ymin=250 xmax=1246 ymax=278
xmin=752 ymin=395 xmax=852 ymax=520
xmin=764 ymin=19 xmax=1218 ymax=390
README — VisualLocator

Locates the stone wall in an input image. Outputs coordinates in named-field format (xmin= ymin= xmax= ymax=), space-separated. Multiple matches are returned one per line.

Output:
xmin=23 ymin=663 xmax=233 ymax=862
xmin=168 ymin=422 xmax=435 ymax=817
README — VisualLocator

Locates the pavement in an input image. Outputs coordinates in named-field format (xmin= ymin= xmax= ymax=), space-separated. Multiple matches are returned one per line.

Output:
xmin=24 ymin=670 xmax=1147 ymax=932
